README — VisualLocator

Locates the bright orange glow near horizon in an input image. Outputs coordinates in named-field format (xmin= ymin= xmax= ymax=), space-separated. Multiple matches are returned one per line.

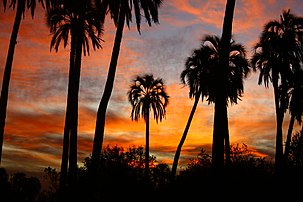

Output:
xmin=0 ymin=0 xmax=303 ymax=175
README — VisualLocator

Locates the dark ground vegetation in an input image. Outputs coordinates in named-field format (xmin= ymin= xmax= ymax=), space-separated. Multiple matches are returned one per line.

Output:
xmin=1 ymin=130 xmax=303 ymax=202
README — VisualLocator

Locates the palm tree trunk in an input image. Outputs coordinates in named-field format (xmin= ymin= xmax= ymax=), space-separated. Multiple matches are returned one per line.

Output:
xmin=212 ymin=0 xmax=235 ymax=171
xmin=171 ymin=91 xmax=200 ymax=179
xmin=284 ymin=114 xmax=295 ymax=164
xmin=68 ymin=30 xmax=83 ymax=186
xmin=92 ymin=7 xmax=126 ymax=165
xmin=0 ymin=0 xmax=24 ymax=165
xmin=145 ymin=107 xmax=150 ymax=178
xmin=212 ymin=99 xmax=228 ymax=170
xmin=220 ymin=0 xmax=234 ymax=167
xmin=59 ymin=29 xmax=76 ymax=191
xmin=273 ymin=75 xmax=285 ymax=175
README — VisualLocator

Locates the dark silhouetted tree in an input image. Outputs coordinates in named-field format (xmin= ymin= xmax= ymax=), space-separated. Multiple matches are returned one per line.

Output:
xmin=288 ymin=130 xmax=303 ymax=168
xmin=80 ymin=145 xmax=160 ymax=201
xmin=251 ymin=9 xmax=303 ymax=174
xmin=37 ymin=166 xmax=59 ymax=201
xmin=212 ymin=0 xmax=236 ymax=170
xmin=171 ymin=41 xmax=210 ymax=178
xmin=284 ymin=70 xmax=303 ymax=163
xmin=128 ymin=74 xmax=169 ymax=177
xmin=171 ymin=34 xmax=250 ymax=178
xmin=10 ymin=172 xmax=41 ymax=202
xmin=46 ymin=0 xmax=102 ymax=190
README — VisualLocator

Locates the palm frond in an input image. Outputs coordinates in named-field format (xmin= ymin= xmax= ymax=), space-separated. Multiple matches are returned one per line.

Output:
xmin=128 ymin=74 xmax=169 ymax=123
xmin=182 ymin=34 xmax=250 ymax=106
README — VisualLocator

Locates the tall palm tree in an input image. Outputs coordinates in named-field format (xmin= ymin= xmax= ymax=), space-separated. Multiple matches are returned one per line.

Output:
xmin=46 ymin=0 xmax=102 ymax=189
xmin=91 ymin=0 xmax=164 ymax=167
xmin=251 ymin=9 xmax=303 ymax=174
xmin=128 ymin=74 xmax=169 ymax=177
xmin=171 ymin=34 xmax=250 ymax=178
xmin=212 ymin=0 xmax=236 ymax=170
xmin=171 ymin=46 xmax=210 ymax=178
xmin=0 ymin=0 xmax=53 ymax=165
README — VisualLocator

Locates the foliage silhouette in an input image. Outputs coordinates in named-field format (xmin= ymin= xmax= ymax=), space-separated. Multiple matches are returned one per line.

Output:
xmin=287 ymin=130 xmax=303 ymax=168
xmin=0 ymin=168 xmax=41 ymax=202
xmin=79 ymin=145 xmax=167 ymax=202
xmin=37 ymin=167 xmax=59 ymax=202
xmin=172 ymin=144 xmax=275 ymax=200
xmin=5 ymin=137 xmax=303 ymax=201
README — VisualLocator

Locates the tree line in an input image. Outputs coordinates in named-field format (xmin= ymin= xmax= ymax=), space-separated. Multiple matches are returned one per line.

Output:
xmin=0 ymin=0 xmax=303 ymax=201
xmin=1 ymin=140 xmax=303 ymax=201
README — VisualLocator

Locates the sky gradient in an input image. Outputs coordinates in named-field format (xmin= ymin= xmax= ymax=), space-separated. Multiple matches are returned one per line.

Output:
xmin=1 ymin=0 xmax=303 ymax=174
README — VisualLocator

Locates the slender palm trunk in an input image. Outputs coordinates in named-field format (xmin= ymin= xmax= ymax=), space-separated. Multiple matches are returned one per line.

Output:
xmin=212 ymin=98 xmax=228 ymax=170
xmin=68 ymin=28 xmax=83 ymax=186
xmin=92 ymin=7 xmax=126 ymax=165
xmin=59 ymin=29 xmax=76 ymax=190
xmin=212 ymin=0 xmax=235 ymax=171
xmin=284 ymin=114 xmax=295 ymax=163
xmin=171 ymin=91 xmax=200 ymax=179
xmin=220 ymin=0 xmax=234 ymax=167
xmin=272 ymin=71 xmax=284 ymax=174
xmin=273 ymin=75 xmax=285 ymax=174
xmin=145 ymin=107 xmax=150 ymax=178
xmin=0 ymin=0 xmax=24 ymax=165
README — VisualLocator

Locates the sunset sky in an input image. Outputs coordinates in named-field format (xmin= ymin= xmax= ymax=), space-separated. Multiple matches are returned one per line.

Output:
xmin=1 ymin=0 xmax=303 ymax=175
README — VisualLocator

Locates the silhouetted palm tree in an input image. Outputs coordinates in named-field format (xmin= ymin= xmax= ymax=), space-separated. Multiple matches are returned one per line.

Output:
xmin=171 ymin=34 xmax=249 ymax=177
xmin=46 ymin=0 xmax=102 ymax=189
xmin=171 ymin=45 xmax=209 ymax=178
xmin=128 ymin=74 xmax=169 ymax=177
xmin=284 ymin=70 xmax=303 ymax=163
xmin=212 ymin=0 xmax=236 ymax=170
xmin=91 ymin=0 xmax=164 ymax=167
xmin=0 ymin=0 xmax=53 ymax=165
xmin=251 ymin=9 xmax=303 ymax=173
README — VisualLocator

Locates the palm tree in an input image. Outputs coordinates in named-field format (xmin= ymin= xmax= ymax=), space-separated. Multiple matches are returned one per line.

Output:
xmin=0 ymin=0 xmax=53 ymax=165
xmin=91 ymin=0 xmax=164 ymax=167
xmin=212 ymin=0 xmax=236 ymax=170
xmin=46 ymin=0 xmax=102 ymax=189
xmin=171 ymin=34 xmax=250 ymax=178
xmin=171 ymin=46 xmax=210 ymax=178
xmin=251 ymin=9 xmax=303 ymax=174
xmin=127 ymin=74 xmax=169 ymax=177
xmin=284 ymin=70 xmax=303 ymax=163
